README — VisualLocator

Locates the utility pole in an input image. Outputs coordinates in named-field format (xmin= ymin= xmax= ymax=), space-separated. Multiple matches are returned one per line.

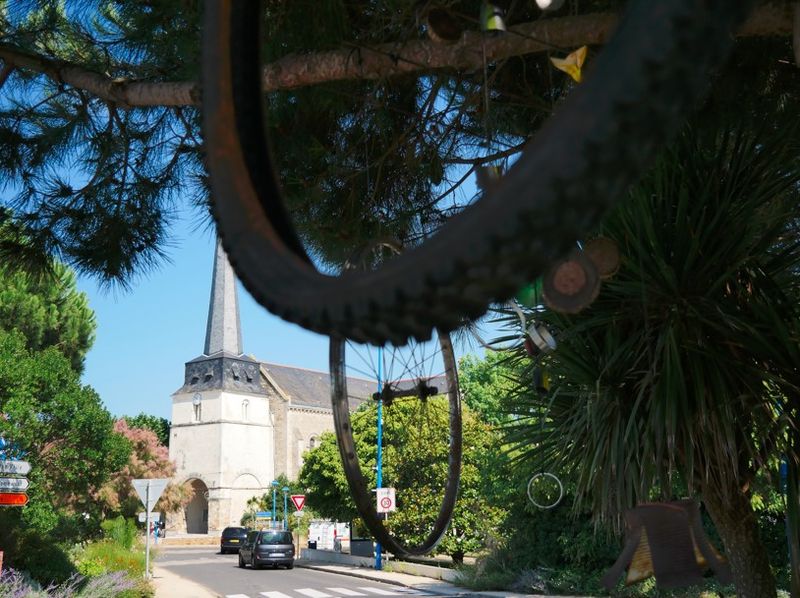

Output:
xmin=375 ymin=346 xmax=383 ymax=571
xmin=144 ymin=484 xmax=151 ymax=579
xmin=271 ymin=480 xmax=279 ymax=527
xmin=283 ymin=486 xmax=290 ymax=530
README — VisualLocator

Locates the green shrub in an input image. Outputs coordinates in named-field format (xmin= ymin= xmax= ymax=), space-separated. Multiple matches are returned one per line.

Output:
xmin=100 ymin=517 xmax=137 ymax=550
xmin=71 ymin=540 xmax=153 ymax=597
xmin=1 ymin=529 xmax=77 ymax=586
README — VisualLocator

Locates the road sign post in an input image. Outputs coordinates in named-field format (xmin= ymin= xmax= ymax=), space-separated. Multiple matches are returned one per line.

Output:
xmin=132 ymin=479 xmax=170 ymax=580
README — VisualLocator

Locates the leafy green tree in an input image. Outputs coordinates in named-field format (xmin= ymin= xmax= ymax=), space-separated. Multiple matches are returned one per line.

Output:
xmin=122 ymin=412 xmax=170 ymax=447
xmin=0 ymin=329 xmax=130 ymax=580
xmin=299 ymin=399 xmax=505 ymax=561
xmin=505 ymin=121 xmax=800 ymax=596
xmin=298 ymin=430 xmax=366 ymax=523
xmin=459 ymin=351 xmax=521 ymax=426
xmin=0 ymin=261 xmax=95 ymax=372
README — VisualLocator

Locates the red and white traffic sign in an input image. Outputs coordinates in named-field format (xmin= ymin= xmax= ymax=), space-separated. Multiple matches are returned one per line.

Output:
xmin=376 ymin=487 xmax=396 ymax=513
xmin=290 ymin=494 xmax=306 ymax=511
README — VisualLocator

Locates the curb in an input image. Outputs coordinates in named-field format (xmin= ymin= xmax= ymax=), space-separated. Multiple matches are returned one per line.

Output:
xmin=296 ymin=561 xmax=556 ymax=598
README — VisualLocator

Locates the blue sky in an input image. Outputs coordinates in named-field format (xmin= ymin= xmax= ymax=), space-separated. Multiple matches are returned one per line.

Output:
xmin=76 ymin=209 xmax=497 ymax=422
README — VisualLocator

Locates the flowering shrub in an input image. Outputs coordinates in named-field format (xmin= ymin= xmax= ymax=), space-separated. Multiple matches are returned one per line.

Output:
xmin=0 ymin=568 xmax=134 ymax=597
xmin=95 ymin=420 xmax=190 ymax=516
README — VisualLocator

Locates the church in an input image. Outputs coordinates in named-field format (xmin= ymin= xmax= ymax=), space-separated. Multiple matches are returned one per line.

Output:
xmin=166 ymin=240 xmax=373 ymax=534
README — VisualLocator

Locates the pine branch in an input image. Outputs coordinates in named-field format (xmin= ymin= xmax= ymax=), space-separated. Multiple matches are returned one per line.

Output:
xmin=0 ymin=5 xmax=792 ymax=108
xmin=0 ymin=62 xmax=14 ymax=91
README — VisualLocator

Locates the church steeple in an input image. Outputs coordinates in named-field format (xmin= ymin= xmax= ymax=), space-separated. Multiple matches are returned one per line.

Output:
xmin=204 ymin=238 xmax=243 ymax=356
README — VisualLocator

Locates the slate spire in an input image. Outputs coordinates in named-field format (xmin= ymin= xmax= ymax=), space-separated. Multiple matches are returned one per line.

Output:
xmin=204 ymin=238 xmax=243 ymax=356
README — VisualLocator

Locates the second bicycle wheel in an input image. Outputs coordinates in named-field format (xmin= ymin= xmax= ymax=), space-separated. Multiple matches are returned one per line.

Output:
xmin=203 ymin=1 xmax=751 ymax=345
xmin=329 ymin=331 xmax=461 ymax=556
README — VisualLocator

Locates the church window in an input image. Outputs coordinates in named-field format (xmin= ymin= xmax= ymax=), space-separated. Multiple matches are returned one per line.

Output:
xmin=193 ymin=393 xmax=202 ymax=422
xmin=242 ymin=399 xmax=249 ymax=421
xmin=309 ymin=435 xmax=317 ymax=449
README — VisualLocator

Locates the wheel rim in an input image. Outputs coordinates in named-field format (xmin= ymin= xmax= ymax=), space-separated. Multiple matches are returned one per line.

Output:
xmin=329 ymin=331 xmax=462 ymax=556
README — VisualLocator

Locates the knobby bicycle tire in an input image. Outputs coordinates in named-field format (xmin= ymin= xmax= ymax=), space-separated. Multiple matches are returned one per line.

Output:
xmin=329 ymin=332 xmax=462 ymax=556
xmin=203 ymin=0 xmax=752 ymax=346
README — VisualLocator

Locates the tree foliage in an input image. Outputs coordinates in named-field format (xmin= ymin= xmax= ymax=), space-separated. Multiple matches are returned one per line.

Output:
xmin=298 ymin=398 xmax=505 ymax=560
xmin=0 ymin=329 xmax=130 ymax=575
xmin=0 ymin=261 xmax=95 ymax=372
xmin=122 ymin=412 xmax=170 ymax=447
xmin=297 ymin=429 xmax=367 ymax=523
xmin=458 ymin=350 xmax=520 ymax=426
xmin=503 ymin=118 xmax=800 ymax=595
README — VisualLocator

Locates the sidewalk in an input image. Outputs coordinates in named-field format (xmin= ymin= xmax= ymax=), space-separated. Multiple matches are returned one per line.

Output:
xmin=152 ymin=563 xmax=216 ymax=598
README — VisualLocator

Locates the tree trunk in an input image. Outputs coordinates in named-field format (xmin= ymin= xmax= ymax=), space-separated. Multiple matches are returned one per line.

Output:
xmin=702 ymin=483 xmax=776 ymax=598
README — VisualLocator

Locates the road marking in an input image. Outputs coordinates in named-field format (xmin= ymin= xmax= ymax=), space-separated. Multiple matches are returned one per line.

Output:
xmin=357 ymin=588 xmax=401 ymax=596
xmin=157 ymin=558 xmax=226 ymax=566
xmin=295 ymin=590 xmax=333 ymax=598
xmin=326 ymin=589 xmax=366 ymax=596
xmin=225 ymin=594 xmax=250 ymax=598
xmin=260 ymin=593 xmax=293 ymax=598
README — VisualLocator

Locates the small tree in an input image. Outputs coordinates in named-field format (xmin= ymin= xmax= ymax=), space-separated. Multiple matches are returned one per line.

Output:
xmin=122 ymin=413 xmax=170 ymax=447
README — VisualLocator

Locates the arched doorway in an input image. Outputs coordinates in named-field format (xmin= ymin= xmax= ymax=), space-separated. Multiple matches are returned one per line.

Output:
xmin=185 ymin=479 xmax=209 ymax=534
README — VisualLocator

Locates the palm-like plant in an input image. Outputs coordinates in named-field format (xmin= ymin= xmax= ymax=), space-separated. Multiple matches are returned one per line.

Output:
xmin=504 ymin=121 xmax=800 ymax=597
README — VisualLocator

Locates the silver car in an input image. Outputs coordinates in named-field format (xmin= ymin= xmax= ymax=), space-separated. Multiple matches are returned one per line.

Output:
xmin=239 ymin=530 xmax=295 ymax=570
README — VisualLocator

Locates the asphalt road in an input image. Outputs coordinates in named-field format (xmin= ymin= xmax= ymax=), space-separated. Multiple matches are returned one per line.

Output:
xmin=156 ymin=546 xmax=436 ymax=598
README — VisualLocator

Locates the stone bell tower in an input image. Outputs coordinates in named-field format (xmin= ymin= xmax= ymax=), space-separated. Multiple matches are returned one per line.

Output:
xmin=167 ymin=239 xmax=273 ymax=534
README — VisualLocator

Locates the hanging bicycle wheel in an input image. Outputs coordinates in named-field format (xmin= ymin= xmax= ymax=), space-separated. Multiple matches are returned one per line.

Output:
xmin=329 ymin=331 xmax=461 ymax=556
xmin=203 ymin=1 xmax=751 ymax=345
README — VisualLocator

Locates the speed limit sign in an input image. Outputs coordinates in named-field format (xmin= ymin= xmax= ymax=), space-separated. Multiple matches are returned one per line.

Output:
xmin=376 ymin=487 xmax=396 ymax=513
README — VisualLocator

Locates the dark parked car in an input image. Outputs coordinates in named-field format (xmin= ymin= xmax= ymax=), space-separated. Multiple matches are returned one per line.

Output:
xmin=220 ymin=527 xmax=249 ymax=554
xmin=239 ymin=530 xmax=295 ymax=569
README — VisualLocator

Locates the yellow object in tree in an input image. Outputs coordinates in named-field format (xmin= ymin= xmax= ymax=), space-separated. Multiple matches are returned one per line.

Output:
xmin=550 ymin=46 xmax=588 ymax=82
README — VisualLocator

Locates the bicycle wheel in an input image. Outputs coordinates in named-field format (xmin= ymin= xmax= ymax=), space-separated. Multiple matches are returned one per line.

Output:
xmin=203 ymin=1 xmax=751 ymax=346
xmin=329 ymin=331 xmax=461 ymax=556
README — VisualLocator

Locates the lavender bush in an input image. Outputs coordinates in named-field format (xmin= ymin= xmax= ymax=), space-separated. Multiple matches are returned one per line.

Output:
xmin=0 ymin=568 xmax=134 ymax=598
